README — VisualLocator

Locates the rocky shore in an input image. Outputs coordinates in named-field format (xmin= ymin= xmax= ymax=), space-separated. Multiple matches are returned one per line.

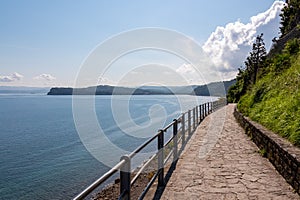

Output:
xmin=93 ymin=172 xmax=154 ymax=200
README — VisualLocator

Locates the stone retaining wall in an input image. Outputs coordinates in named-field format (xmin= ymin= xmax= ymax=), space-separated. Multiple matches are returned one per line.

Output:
xmin=234 ymin=107 xmax=300 ymax=195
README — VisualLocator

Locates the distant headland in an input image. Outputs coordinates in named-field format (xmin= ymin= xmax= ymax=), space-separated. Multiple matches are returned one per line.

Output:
xmin=47 ymin=79 xmax=236 ymax=96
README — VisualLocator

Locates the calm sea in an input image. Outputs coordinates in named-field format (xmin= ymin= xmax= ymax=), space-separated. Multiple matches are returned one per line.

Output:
xmin=0 ymin=95 xmax=215 ymax=200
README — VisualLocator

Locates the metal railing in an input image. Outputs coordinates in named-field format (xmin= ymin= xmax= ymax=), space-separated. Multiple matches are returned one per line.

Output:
xmin=73 ymin=98 xmax=227 ymax=200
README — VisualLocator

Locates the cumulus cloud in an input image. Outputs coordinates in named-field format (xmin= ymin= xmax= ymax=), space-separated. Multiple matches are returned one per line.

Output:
xmin=34 ymin=74 xmax=56 ymax=81
xmin=202 ymin=1 xmax=285 ymax=77
xmin=0 ymin=72 xmax=24 ymax=82
xmin=176 ymin=63 xmax=201 ymax=84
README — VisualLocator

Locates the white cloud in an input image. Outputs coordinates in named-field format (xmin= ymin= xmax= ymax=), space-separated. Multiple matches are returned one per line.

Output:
xmin=34 ymin=74 xmax=56 ymax=81
xmin=176 ymin=63 xmax=196 ymax=74
xmin=98 ymin=76 xmax=116 ymax=85
xmin=0 ymin=72 xmax=24 ymax=82
xmin=176 ymin=63 xmax=205 ymax=85
xmin=202 ymin=1 xmax=285 ymax=76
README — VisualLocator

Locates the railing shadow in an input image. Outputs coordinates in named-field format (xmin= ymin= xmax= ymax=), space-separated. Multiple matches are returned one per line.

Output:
xmin=151 ymin=126 xmax=195 ymax=200
xmin=73 ymin=99 xmax=227 ymax=200
xmin=152 ymin=160 xmax=178 ymax=200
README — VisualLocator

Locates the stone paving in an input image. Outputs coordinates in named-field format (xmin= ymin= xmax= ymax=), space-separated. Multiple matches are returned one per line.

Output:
xmin=160 ymin=104 xmax=299 ymax=200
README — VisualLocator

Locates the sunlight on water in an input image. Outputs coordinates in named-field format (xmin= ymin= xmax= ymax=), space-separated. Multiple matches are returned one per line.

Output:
xmin=0 ymin=95 xmax=215 ymax=199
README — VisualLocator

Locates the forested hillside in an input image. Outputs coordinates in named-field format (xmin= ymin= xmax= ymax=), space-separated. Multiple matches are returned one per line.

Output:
xmin=227 ymin=0 xmax=300 ymax=145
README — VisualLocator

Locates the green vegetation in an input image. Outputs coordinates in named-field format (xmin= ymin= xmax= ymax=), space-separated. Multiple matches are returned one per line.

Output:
xmin=227 ymin=1 xmax=300 ymax=146
xmin=238 ymin=40 xmax=300 ymax=145
xmin=280 ymin=0 xmax=300 ymax=36
xmin=227 ymin=34 xmax=267 ymax=103
xmin=258 ymin=148 xmax=267 ymax=157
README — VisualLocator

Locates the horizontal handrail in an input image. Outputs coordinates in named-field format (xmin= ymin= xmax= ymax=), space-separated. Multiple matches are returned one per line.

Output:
xmin=73 ymin=159 xmax=126 ymax=200
xmin=130 ymin=153 xmax=157 ymax=186
xmin=178 ymin=136 xmax=183 ymax=145
xmin=162 ymin=121 xmax=175 ymax=132
xmin=128 ymin=132 xmax=159 ymax=159
xmin=73 ymin=98 xmax=227 ymax=200
xmin=164 ymin=149 xmax=174 ymax=165
xmin=164 ymin=134 xmax=175 ymax=147
xmin=137 ymin=170 xmax=159 ymax=200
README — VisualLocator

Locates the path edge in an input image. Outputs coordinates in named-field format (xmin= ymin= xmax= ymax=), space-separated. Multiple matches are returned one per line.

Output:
xmin=233 ymin=105 xmax=300 ymax=195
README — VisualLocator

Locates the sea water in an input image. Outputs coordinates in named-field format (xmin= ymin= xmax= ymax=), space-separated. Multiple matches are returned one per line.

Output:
xmin=0 ymin=95 xmax=215 ymax=199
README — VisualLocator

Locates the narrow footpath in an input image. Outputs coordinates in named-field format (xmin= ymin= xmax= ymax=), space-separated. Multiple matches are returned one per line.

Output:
xmin=159 ymin=104 xmax=299 ymax=200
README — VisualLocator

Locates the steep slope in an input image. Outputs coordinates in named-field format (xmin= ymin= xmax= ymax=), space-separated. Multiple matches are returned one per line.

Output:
xmin=238 ymin=44 xmax=300 ymax=145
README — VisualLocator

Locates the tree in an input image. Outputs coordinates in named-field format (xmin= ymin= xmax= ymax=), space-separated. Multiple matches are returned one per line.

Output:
xmin=227 ymin=67 xmax=249 ymax=103
xmin=280 ymin=0 xmax=300 ymax=36
xmin=244 ymin=33 xmax=267 ymax=84
xmin=227 ymin=34 xmax=266 ymax=103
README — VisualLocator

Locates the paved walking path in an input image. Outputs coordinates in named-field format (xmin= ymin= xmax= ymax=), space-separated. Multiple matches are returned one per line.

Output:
xmin=160 ymin=104 xmax=299 ymax=200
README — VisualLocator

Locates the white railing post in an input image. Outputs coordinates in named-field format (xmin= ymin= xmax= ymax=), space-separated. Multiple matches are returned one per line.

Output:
xmin=120 ymin=155 xmax=131 ymax=200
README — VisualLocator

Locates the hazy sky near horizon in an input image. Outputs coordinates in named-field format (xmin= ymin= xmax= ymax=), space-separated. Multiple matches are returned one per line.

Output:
xmin=0 ymin=0 xmax=285 ymax=87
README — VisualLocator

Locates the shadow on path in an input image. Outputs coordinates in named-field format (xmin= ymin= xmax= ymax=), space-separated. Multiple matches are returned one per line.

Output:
xmin=151 ymin=132 xmax=196 ymax=199
xmin=152 ymin=160 xmax=178 ymax=200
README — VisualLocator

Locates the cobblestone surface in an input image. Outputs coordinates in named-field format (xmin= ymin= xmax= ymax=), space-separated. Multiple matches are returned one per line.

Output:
xmin=160 ymin=104 xmax=299 ymax=200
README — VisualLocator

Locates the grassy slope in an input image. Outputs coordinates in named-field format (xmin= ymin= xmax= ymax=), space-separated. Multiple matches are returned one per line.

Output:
xmin=238 ymin=53 xmax=300 ymax=145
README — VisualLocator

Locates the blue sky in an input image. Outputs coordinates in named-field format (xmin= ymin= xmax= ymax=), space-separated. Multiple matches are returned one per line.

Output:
xmin=0 ymin=0 xmax=285 ymax=87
